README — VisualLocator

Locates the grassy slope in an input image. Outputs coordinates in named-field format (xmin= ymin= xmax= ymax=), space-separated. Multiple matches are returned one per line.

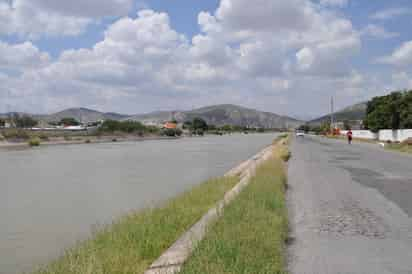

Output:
xmin=180 ymin=141 xmax=289 ymax=274
xmin=35 ymin=177 xmax=238 ymax=274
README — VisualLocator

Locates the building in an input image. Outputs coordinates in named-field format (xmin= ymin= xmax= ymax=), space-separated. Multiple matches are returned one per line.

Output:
xmin=163 ymin=122 xmax=177 ymax=129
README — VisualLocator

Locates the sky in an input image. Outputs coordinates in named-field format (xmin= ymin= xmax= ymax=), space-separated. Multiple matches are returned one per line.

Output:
xmin=1 ymin=0 xmax=412 ymax=119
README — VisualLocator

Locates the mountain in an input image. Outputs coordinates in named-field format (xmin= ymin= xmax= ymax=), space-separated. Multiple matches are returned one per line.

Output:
xmin=308 ymin=102 xmax=367 ymax=125
xmin=127 ymin=104 xmax=302 ymax=129
xmin=37 ymin=108 xmax=130 ymax=123
xmin=4 ymin=105 xmax=302 ymax=129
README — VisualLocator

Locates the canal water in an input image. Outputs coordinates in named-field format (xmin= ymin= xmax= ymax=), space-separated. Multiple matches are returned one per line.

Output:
xmin=0 ymin=133 xmax=277 ymax=273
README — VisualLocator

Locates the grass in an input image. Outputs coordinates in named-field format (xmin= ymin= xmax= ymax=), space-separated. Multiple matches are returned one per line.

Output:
xmin=180 ymin=140 xmax=290 ymax=274
xmin=385 ymin=142 xmax=412 ymax=154
xmin=34 ymin=176 xmax=238 ymax=274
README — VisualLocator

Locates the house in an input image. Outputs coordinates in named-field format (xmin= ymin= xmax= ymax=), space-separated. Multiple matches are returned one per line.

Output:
xmin=163 ymin=122 xmax=177 ymax=129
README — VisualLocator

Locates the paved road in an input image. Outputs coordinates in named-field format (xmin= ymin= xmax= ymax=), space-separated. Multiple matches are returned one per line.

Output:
xmin=287 ymin=136 xmax=412 ymax=274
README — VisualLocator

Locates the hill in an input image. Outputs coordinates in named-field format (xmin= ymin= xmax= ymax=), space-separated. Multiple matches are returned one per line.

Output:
xmin=37 ymin=108 xmax=130 ymax=123
xmin=3 ymin=105 xmax=303 ymax=129
xmin=308 ymin=102 xmax=367 ymax=125
xmin=127 ymin=104 xmax=302 ymax=129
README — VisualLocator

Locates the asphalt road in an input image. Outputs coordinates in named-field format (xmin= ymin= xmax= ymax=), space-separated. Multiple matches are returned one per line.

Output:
xmin=287 ymin=135 xmax=412 ymax=274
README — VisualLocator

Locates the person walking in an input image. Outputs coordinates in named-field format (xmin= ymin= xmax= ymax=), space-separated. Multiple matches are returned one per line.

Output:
xmin=347 ymin=129 xmax=353 ymax=144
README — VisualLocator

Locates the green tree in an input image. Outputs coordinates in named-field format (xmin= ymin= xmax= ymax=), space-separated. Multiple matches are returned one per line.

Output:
xmin=400 ymin=90 xmax=412 ymax=129
xmin=59 ymin=117 xmax=80 ymax=126
xmin=364 ymin=91 xmax=403 ymax=132
xmin=13 ymin=114 xmax=38 ymax=128
xmin=343 ymin=120 xmax=351 ymax=130
xmin=192 ymin=118 xmax=208 ymax=131
xmin=0 ymin=118 xmax=5 ymax=127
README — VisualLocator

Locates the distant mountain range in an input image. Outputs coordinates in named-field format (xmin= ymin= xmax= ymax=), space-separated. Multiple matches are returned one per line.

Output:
xmin=308 ymin=102 xmax=367 ymax=125
xmin=128 ymin=104 xmax=302 ymax=129
xmin=1 ymin=104 xmax=303 ymax=129
xmin=35 ymin=108 xmax=129 ymax=123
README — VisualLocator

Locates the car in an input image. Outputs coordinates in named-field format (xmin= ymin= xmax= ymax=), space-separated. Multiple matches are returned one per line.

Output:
xmin=296 ymin=131 xmax=305 ymax=137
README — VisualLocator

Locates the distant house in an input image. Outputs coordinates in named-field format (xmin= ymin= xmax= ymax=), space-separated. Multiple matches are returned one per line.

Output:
xmin=163 ymin=122 xmax=177 ymax=129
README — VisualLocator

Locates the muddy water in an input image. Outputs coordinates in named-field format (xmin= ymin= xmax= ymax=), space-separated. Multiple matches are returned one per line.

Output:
xmin=0 ymin=133 xmax=277 ymax=273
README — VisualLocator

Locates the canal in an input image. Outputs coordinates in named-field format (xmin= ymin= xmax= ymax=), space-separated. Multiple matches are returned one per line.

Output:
xmin=0 ymin=133 xmax=277 ymax=273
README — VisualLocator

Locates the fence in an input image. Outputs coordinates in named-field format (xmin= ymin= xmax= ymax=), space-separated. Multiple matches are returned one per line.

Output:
xmin=340 ymin=130 xmax=377 ymax=140
xmin=340 ymin=129 xmax=412 ymax=142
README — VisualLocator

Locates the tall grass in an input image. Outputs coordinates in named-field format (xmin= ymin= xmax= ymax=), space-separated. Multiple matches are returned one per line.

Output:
xmin=180 ymin=143 xmax=289 ymax=274
xmin=35 ymin=177 xmax=238 ymax=274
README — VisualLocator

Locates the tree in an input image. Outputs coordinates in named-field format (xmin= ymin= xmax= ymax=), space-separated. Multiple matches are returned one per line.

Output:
xmin=13 ymin=114 xmax=38 ymax=128
xmin=364 ymin=91 xmax=403 ymax=132
xmin=0 ymin=118 xmax=5 ymax=127
xmin=192 ymin=117 xmax=208 ymax=131
xmin=343 ymin=120 xmax=351 ymax=130
xmin=400 ymin=90 xmax=412 ymax=129
xmin=59 ymin=117 xmax=80 ymax=126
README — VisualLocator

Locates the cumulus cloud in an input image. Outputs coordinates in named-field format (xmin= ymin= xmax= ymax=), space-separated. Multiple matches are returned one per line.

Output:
xmin=0 ymin=0 xmax=133 ymax=38
xmin=377 ymin=41 xmax=412 ymax=67
xmin=0 ymin=41 xmax=49 ymax=72
xmin=0 ymin=0 xmax=366 ymax=116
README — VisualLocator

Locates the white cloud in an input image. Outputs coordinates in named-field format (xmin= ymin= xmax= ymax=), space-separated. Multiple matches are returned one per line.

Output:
xmin=361 ymin=24 xmax=400 ymax=39
xmin=0 ymin=0 xmax=367 ymax=116
xmin=0 ymin=0 xmax=133 ymax=38
xmin=370 ymin=7 xmax=411 ymax=20
xmin=319 ymin=0 xmax=349 ymax=8
xmin=377 ymin=41 xmax=412 ymax=67
xmin=0 ymin=41 xmax=49 ymax=72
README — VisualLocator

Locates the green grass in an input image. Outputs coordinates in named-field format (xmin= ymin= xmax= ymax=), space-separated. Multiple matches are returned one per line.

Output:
xmin=180 ymin=144 xmax=289 ymax=274
xmin=34 ymin=176 xmax=238 ymax=274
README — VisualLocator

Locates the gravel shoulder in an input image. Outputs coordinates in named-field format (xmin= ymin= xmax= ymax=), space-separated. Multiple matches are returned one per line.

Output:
xmin=287 ymin=135 xmax=412 ymax=274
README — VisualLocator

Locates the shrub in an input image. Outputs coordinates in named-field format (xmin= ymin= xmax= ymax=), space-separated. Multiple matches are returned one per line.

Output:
xmin=28 ymin=137 xmax=41 ymax=147
xmin=38 ymin=133 xmax=49 ymax=141
xmin=2 ymin=129 xmax=30 ymax=140
xmin=162 ymin=128 xmax=182 ymax=137
xmin=85 ymin=139 xmax=91 ymax=144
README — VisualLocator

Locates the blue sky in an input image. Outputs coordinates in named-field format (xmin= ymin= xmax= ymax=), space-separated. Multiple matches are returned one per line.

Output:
xmin=1 ymin=0 xmax=412 ymax=118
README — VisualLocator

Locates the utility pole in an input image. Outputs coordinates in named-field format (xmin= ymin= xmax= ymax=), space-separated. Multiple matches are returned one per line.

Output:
xmin=330 ymin=96 xmax=334 ymax=132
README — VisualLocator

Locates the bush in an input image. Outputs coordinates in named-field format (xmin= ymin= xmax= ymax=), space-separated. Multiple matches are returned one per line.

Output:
xmin=37 ymin=133 xmax=49 ymax=141
xmin=2 ymin=129 xmax=30 ymax=140
xmin=0 ymin=134 xmax=5 ymax=141
xmin=28 ymin=137 xmax=41 ymax=147
xmin=85 ymin=139 xmax=91 ymax=144
xmin=162 ymin=128 xmax=182 ymax=137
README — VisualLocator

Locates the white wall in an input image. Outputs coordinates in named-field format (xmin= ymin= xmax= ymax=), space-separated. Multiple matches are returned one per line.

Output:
xmin=378 ymin=129 xmax=412 ymax=142
xmin=340 ymin=130 xmax=377 ymax=140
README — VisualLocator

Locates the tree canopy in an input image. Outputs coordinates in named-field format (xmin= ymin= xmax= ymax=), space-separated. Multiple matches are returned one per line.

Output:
xmin=13 ymin=114 xmax=38 ymax=128
xmin=59 ymin=117 xmax=80 ymax=126
xmin=364 ymin=90 xmax=412 ymax=132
